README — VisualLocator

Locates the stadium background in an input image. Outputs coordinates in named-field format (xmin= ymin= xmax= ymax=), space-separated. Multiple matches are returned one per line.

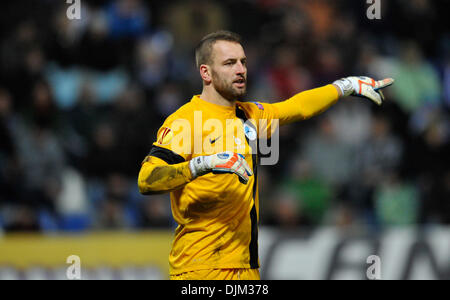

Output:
xmin=0 ymin=0 xmax=448 ymax=279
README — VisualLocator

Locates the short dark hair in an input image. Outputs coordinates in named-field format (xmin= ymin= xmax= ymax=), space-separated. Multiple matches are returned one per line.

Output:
xmin=195 ymin=30 xmax=242 ymax=69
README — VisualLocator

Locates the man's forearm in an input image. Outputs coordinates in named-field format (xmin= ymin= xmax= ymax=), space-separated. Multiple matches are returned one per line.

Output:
xmin=138 ymin=157 xmax=193 ymax=195
xmin=273 ymin=84 xmax=340 ymax=125
xmin=138 ymin=151 xmax=253 ymax=194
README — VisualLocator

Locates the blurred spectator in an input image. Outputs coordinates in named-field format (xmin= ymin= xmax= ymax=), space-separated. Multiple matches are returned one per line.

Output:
xmin=10 ymin=80 xmax=66 ymax=215
xmin=0 ymin=88 xmax=15 ymax=161
xmin=84 ymin=122 xmax=121 ymax=179
xmin=105 ymin=0 xmax=149 ymax=39
xmin=0 ymin=21 xmax=44 ymax=111
xmin=45 ymin=63 xmax=84 ymax=110
xmin=324 ymin=203 xmax=356 ymax=229
xmin=68 ymin=81 xmax=99 ymax=140
xmin=45 ymin=6 xmax=85 ymax=68
xmin=357 ymin=115 xmax=403 ymax=185
xmin=391 ymin=0 xmax=438 ymax=57
xmin=406 ymin=115 xmax=450 ymax=224
xmin=109 ymin=85 xmax=153 ymax=177
xmin=328 ymin=100 xmax=372 ymax=147
xmin=139 ymin=195 xmax=172 ymax=228
xmin=3 ymin=205 xmax=40 ymax=232
xmin=374 ymin=175 xmax=419 ymax=226
xmin=154 ymin=82 xmax=184 ymax=117
xmin=0 ymin=89 xmax=21 ymax=205
xmin=283 ymin=160 xmax=332 ymax=225
xmin=23 ymin=80 xmax=62 ymax=131
xmin=79 ymin=10 xmax=120 ymax=71
xmin=135 ymin=31 xmax=173 ymax=89
xmin=312 ymin=44 xmax=345 ymax=85
xmin=298 ymin=117 xmax=354 ymax=188
xmin=390 ymin=42 xmax=441 ymax=114
xmin=163 ymin=0 xmax=228 ymax=51
xmin=263 ymin=46 xmax=312 ymax=100
xmin=14 ymin=125 xmax=65 ymax=211
xmin=94 ymin=173 xmax=130 ymax=229
xmin=96 ymin=199 xmax=127 ymax=229
xmin=56 ymin=168 xmax=90 ymax=231
xmin=444 ymin=52 xmax=450 ymax=109
xmin=264 ymin=188 xmax=305 ymax=228
xmin=350 ymin=114 xmax=403 ymax=225
xmin=265 ymin=150 xmax=334 ymax=227
xmin=64 ymin=81 xmax=98 ymax=165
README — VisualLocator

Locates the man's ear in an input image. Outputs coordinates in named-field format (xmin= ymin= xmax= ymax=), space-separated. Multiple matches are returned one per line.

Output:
xmin=199 ymin=64 xmax=212 ymax=84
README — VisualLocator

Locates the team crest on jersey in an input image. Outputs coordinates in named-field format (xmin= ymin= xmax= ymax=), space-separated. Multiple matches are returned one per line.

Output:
xmin=156 ymin=127 xmax=173 ymax=145
xmin=251 ymin=101 xmax=264 ymax=110
xmin=244 ymin=124 xmax=257 ymax=141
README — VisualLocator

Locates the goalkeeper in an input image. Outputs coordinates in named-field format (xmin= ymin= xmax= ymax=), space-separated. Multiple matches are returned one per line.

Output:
xmin=138 ymin=30 xmax=393 ymax=280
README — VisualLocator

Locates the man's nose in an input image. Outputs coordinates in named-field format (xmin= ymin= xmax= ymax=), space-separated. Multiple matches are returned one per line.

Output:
xmin=236 ymin=62 xmax=246 ymax=75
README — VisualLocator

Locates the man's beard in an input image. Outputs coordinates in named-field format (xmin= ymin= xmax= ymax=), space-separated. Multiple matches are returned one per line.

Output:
xmin=211 ymin=70 xmax=247 ymax=102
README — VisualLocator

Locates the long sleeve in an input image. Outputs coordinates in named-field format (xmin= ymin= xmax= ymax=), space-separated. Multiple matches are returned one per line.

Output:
xmin=272 ymin=84 xmax=339 ymax=125
xmin=138 ymin=156 xmax=193 ymax=195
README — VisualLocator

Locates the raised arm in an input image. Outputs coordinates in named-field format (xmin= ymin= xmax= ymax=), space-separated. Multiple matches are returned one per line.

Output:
xmin=272 ymin=76 xmax=394 ymax=126
xmin=273 ymin=84 xmax=339 ymax=125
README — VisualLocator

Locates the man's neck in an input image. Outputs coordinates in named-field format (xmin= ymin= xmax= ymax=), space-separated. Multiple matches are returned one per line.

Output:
xmin=199 ymin=87 xmax=236 ymax=107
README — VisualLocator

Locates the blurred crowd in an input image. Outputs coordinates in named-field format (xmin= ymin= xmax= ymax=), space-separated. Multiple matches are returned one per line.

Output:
xmin=0 ymin=0 xmax=448 ymax=233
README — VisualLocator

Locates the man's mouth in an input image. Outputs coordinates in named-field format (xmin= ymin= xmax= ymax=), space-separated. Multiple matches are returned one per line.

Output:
xmin=233 ymin=78 xmax=246 ymax=88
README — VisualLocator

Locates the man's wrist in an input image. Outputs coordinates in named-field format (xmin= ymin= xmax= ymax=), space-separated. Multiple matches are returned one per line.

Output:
xmin=333 ymin=78 xmax=354 ymax=97
xmin=189 ymin=155 xmax=211 ymax=179
xmin=332 ymin=83 xmax=343 ymax=97
xmin=189 ymin=158 xmax=200 ymax=179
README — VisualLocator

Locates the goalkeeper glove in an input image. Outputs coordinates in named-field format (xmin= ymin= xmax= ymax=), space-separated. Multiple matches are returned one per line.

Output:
xmin=333 ymin=76 xmax=394 ymax=105
xmin=189 ymin=151 xmax=253 ymax=184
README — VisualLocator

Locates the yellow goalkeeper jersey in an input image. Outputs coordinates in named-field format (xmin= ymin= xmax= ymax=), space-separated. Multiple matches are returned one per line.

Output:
xmin=145 ymin=85 xmax=338 ymax=275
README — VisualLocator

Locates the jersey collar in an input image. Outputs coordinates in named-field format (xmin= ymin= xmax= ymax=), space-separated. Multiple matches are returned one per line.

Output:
xmin=191 ymin=95 xmax=236 ymax=116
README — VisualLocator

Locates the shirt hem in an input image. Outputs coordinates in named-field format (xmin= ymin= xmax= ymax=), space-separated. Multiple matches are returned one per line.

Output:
xmin=170 ymin=264 xmax=257 ymax=275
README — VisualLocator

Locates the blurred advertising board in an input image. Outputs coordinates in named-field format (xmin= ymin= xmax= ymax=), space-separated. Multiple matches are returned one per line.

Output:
xmin=0 ymin=231 xmax=172 ymax=279
xmin=0 ymin=227 xmax=448 ymax=279
xmin=259 ymin=227 xmax=449 ymax=280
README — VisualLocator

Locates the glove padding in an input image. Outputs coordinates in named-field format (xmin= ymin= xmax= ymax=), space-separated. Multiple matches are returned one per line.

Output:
xmin=189 ymin=151 xmax=253 ymax=184
xmin=333 ymin=76 xmax=394 ymax=105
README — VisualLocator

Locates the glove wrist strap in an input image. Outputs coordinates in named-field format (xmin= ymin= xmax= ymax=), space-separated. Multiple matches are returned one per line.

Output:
xmin=333 ymin=78 xmax=354 ymax=97
xmin=189 ymin=156 xmax=211 ymax=179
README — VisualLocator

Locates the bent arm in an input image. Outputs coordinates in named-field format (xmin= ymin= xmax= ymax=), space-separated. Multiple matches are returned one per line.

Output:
xmin=273 ymin=84 xmax=341 ymax=125
xmin=138 ymin=156 xmax=193 ymax=195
